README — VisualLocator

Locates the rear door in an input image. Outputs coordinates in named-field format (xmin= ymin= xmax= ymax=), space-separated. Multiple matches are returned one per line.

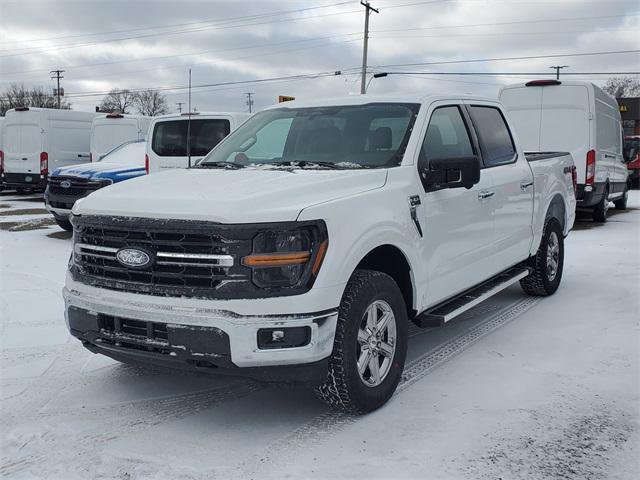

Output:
xmin=539 ymin=85 xmax=591 ymax=185
xmin=417 ymin=102 xmax=496 ymax=305
xmin=4 ymin=120 xmax=42 ymax=174
xmin=467 ymin=103 xmax=533 ymax=269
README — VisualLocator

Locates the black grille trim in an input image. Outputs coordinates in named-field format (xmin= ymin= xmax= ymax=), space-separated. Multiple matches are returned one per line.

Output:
xmin=70 ymin=215 xmax=324 ymax=299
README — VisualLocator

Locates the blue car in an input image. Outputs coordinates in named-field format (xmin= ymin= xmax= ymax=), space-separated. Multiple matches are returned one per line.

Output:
xmin=45 ymin=140 xmax=146 ymax=230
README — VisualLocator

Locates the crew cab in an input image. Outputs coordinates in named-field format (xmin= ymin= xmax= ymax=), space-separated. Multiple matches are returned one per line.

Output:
xmin=45 ymin=140 xmax=146 ymax=230
xmin=64 ymin=94 xmax=576 ymax=412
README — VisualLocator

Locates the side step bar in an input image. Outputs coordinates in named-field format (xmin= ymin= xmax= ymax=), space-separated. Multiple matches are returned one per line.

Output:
xmin=413 ymin=266 xmax=531 ymax=328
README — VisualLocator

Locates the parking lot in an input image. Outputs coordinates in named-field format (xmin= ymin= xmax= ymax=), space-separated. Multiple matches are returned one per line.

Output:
xmin=1 ymin=189 xmax=638 ymax=480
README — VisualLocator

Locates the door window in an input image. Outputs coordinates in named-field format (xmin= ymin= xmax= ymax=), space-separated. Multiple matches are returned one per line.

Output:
xmin=421 ymin=106 xmax=474 ymax=161
xmin=469 ymin=106 xmax=516 ymax=166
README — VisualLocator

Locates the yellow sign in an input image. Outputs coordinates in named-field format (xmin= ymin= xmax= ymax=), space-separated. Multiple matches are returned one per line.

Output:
xmin=620 ymin=105 xmax=628 ymax=112
xmin=278 ymin=95 xmax=295 ymax=103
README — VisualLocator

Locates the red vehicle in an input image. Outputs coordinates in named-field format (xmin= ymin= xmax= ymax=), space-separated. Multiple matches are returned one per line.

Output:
xmin=626 ymin=135 xmax=640 ymax=187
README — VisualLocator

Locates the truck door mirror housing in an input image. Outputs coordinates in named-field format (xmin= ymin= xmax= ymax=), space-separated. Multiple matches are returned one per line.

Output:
xmin=623 ymin=146 xmax=638 ymax=163
xmin=419 ymin=155 xmax=481 ymax=190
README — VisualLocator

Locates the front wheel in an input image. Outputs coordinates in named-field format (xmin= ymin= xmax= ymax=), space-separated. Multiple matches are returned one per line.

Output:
xmin=520 ymin=218 xmax=564 ymax=296
xmin=53 ymin=215 xmax=73 ymax=231
xmin=315 ymin=270 xmax=408 ymax=413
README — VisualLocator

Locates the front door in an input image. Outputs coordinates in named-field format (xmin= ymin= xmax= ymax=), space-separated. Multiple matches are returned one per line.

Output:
xmin=417 ymin=103 xmax=496 ymax=306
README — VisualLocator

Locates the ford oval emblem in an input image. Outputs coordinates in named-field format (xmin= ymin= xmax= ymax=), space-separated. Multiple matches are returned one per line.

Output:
xmin=116 ymin=248 xmax=152 ymax=269
xmin=60 ymin=180 xmax=72 ymax=189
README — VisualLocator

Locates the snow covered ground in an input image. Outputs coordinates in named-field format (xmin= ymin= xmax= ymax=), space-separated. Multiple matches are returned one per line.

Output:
xmin=1 ymin=190 xmax=638 ymax=480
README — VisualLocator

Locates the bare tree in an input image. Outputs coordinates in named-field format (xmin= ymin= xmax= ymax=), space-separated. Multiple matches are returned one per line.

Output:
xmin=99 ymin=88 xmax=136 ymax=114
xmin=134 ymin=89 xmax=169 ymax=116
xmin=603 ymin=77 xmax=640 ymax=98
xmin=0 ymin=83 xmax=71 ymax=115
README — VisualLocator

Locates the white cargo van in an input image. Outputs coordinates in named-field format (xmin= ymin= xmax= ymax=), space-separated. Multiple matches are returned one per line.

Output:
xmin=0 ymin=117 xmax=5 ymax=191
xmin=90 ymin=113 xmax=151 ymax=162
xmin=146 ymin=112 xmax=250 ymax=173
xmin=500 ymin=80 xmax=627 ymax=222
xmin=1 ymin=107 xmax=99 ymax=192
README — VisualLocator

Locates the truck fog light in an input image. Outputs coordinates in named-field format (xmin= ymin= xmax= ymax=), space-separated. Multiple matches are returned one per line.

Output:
xmin=257 ymin=327 xmax=311 ymax=349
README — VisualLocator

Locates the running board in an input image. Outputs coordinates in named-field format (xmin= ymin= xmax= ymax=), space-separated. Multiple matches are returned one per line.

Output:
xmin=413 ymin=267 xmax=531 ymax=328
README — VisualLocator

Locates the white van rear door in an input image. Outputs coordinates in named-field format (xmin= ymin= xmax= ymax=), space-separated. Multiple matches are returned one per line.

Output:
xmin=3 ymin=123 xmax=41 ymax=174
xmin=93 ymin=120 xmax=138 ymax=160
xmin=500 ymin=87 xmax=543 ymax=151
xmin=539 ymin=85 xmax=590 ymax=184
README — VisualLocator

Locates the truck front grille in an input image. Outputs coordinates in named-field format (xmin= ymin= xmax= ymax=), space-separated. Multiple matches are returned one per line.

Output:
xmin=71 ymin=216 xmax=256 ymax=298
xmin=48 ymin=176 xmax=111 ymax=197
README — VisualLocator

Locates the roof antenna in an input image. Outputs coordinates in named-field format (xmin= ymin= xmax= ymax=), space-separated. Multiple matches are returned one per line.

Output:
xmin=187 ymin=68 xmax=192 ymax=169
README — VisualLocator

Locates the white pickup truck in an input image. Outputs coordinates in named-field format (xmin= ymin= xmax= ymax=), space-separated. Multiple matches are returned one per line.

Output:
xmin=65 ymin=94 xmax=576 ymax=412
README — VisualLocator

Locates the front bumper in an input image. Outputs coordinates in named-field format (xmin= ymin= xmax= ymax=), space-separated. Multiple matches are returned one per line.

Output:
xmin=1 ymin=172 xmax=47 ymax=190
xmin=63 ymin=279 xmax=339 ymax=379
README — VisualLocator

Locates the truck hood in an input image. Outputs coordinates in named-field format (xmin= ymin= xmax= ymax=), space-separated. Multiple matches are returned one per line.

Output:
xmin=73 ymin=167 xmax=388 ymax=223
xmin=53 ymin=162 xmax=145 ymax=182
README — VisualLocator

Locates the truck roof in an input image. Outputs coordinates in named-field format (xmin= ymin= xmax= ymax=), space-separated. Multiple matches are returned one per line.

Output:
xmin=262 ymin=92 xmax=499 ymax=110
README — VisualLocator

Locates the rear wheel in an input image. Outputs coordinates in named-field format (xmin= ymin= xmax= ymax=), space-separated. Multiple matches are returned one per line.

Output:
xmin=520 ymin=218 xmax=564 ymax=296
xmin=315 ymin=270 xmax=408 ymax=413
xmin=592 ymin=185 xmax=609 ymax=222
xmin=614 ymin=188 xmax=628 ymax=210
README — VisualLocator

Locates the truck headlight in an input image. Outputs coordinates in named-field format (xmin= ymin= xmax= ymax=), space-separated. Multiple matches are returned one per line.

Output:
xmin=242 ymin=222 xmax=328 ymax=289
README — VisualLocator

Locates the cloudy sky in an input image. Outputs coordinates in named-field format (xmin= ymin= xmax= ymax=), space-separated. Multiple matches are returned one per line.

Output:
xmin=1 ymin=0 xmax=638 ymax=114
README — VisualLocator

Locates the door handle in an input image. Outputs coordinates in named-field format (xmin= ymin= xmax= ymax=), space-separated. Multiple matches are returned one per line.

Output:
xmin=520 ymin=181 xmax=533 ymax=190
xmin=478 ymin=190 xmax=495 ymax=200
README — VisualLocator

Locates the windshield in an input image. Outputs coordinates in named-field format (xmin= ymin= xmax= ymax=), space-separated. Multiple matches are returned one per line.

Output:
xmin=197 ymin=103 xmax=420 ymax=169
xmin=99 ymin=140 xmax=146 ymax=165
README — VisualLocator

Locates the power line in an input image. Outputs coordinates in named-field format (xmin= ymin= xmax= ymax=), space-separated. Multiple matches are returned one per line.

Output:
xmin=0 ymin=1 xmax=354 ymax=47
xmin=371 ymin=49 xmax=640 ymax=69
xmin=0 ymin=6 xmax=364 ymax=58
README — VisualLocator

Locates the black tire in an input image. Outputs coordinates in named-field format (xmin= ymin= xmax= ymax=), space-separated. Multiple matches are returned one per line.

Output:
xmin=592 ymin=185 xmax=609 ymax=222
xmin=54 ymin=216 xmax=73 ymax=231
xmin=613 ymin=188 xmax=628 ymax=210
xmin=315 ymin=270 xmax=408 ymax=413
xmin=520 ymin=218 xmax=564 ymax=296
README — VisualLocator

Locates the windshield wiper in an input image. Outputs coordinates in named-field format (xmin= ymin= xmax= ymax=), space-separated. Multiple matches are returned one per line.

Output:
xmin=269 ymin=160 xmax=351 ymax=170
xmin=195 ymin=161 xmax=245 ymax=169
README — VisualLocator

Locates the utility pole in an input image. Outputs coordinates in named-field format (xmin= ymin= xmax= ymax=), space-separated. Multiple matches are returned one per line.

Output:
xmin=187 ymin=68 xmax=192 ymax=168
xmin=549 ymin=65 xmax=568 ymax=80
xmin=176 ymin=102 xmax=183 ymax=113
xmin=245 ymin=92 xmax=254 ymax=113
xmin=360 ymin=1 xmax=379 ymax=94
xmin=50 ymin=69 xmax=65 ymax=108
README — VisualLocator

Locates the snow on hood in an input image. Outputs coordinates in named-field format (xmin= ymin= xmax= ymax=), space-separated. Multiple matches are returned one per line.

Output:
xmin=73 ymin=167 xmax=388 ymax=223
xmin=53 ymin=162 xmax=144 ymax=180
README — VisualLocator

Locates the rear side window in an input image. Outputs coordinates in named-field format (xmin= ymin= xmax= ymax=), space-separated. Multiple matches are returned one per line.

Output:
xmin=421 ymin=106 xmax=474 ymax=161
xmin=469 ymin=106 xmax=516 ymax=166
xmin=152 ymin=119 xmax=231 ymax=157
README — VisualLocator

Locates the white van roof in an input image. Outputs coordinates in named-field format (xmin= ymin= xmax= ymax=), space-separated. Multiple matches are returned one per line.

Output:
xmin=500 ymin=80 xmax=617 ymax=104
xmin=151 ymin=112 xmax=250 ymax=122
xmin=5 ymin=107 xmax=100 ymax=122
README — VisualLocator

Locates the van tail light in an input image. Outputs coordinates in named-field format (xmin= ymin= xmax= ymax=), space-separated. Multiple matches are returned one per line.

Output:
xmin=571 ymin=165 xmax=577 ymax=195
xmin=585 ymin=150 xmax=595 ymax=185
xmin=40 ymin=152 xmax=49 ymax=176
xmin=0 ymin=150 xmax=4 ymax=174
xmin=145 ymin=154 xmax=149 ymax=174
xmin=89 ymin=152 xmax=93 ymax=163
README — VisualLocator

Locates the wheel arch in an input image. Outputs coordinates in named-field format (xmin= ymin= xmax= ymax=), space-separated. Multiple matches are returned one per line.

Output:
xmin=354 ymin=244 xmax=416 ymax=318
xmin=545 ymin=193 xmax=567 ymax=232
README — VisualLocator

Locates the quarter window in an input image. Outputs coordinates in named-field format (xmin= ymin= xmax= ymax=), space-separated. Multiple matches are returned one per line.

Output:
xmin=469 ymin=106 xmax=516 ymax=166
xmin=421 ymin=106 xmax=474 ymax=161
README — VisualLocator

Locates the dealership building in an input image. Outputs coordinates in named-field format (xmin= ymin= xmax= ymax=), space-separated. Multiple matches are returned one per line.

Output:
xmin=618 ymin=97 xmax=640 ymax=135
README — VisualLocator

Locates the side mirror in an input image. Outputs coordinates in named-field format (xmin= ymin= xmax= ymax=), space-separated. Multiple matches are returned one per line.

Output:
xmin=418 ymin=155 xmax=481 ymax=190
xmin=623 ymin=146 xmax=638 ymax=163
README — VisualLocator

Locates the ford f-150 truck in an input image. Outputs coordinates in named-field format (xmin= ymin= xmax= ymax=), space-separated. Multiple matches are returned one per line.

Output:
xmin=64 ymin=94 xmax=576 ymax=412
